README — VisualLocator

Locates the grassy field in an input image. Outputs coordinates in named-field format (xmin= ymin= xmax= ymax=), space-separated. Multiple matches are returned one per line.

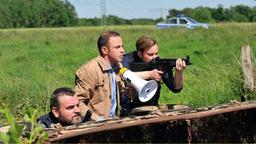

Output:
xmin=0 ymin=23 xmax=256 ymax=123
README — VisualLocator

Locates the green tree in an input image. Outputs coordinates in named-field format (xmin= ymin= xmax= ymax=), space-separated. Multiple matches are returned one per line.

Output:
xmin=168 ymin=9 xmax=180 ymax=18
xmin=107 ymin=15 xmax=127 ymax=25
xmin=0 ymin=0 xmax=78 ymax=28
xmin=181 ymin=8 xmax=193 ymax=17
xmin=192 ymin=7 xmax=213 ymax=22
xmin=233 ymin=5 xmax=251 ymax=21
xmin=130 ymin=18 xmax=155 ymax=25
xmin=250 ymin=7 xmax=256 ymax=22
xmin=78 ymin=18 xmax=101 ymax=26
xmin=211 ymin=5 xmax=226 ymax=22
xmin=227 ymin=5 xmax=250 ymax=22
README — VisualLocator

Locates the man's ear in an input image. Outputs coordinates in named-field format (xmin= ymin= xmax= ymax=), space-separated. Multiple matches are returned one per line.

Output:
xmin=52 ymin=107 xmax=60 ymax=118
xmin=101 ymin=46 xmax=108 ymax=55
xmin=137 ymin=51 xmax=143 ymax=59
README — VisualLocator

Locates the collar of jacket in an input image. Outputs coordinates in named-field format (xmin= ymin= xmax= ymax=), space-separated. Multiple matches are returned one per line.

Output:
xmin=96 ymin=55 xmax=122 ymax=74
xmin=96 ymin=55 xmax=112 ymax=72
xmin=132 ymin=51 xmax=143 ymax=62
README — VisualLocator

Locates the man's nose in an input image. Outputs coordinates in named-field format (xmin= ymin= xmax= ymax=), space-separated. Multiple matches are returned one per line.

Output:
xmin=74 ymin=106 xmax=80 ymax=113
xmin=120 ymin=46 xmax=125 ymax=53
xmin=153 ymin=54 xmax=158 ymax=59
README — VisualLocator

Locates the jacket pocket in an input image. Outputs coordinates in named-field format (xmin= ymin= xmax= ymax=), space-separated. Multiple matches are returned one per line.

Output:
xmin=91 ymin=81 xmax=105 ymax=105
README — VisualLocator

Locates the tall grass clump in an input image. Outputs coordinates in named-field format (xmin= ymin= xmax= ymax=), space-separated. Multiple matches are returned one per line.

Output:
xmin=0 ymin=107 xmax=48 ymax=143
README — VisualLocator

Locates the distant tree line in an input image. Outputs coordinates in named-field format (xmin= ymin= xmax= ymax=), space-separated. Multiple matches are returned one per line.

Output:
xmin=77 ymin=15 xmax=157 ymax=26
xmin=168 ymin=5 xmax=256 ymax=23
xmin=0 ymin=1 xmax=255 ymax=28
xmin=77 ymin=5 xmax=256 ymax=26
xmin=0 ymin=0 xmax=77 ymax=28
xmin=79 ymin=5 xmax=256 ymax=26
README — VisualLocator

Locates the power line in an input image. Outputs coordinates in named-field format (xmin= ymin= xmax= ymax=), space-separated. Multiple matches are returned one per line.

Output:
xmin=71 ymin=0 xmax=106 ymax=26
xmin=101 ymin=0 xmax=107 ymax=26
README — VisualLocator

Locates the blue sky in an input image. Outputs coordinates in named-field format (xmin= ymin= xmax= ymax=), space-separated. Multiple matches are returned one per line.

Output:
xmin=68 ymin=0 xmax=255 ymax=19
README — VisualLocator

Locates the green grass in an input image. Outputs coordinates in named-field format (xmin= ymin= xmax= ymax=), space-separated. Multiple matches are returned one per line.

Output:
xmin=0 ymin=24 xmax=256 ymax=124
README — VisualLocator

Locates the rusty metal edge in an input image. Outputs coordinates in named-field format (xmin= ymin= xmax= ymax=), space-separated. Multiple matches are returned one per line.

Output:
xmin=49 ymin=101 xmax=256 ymax=142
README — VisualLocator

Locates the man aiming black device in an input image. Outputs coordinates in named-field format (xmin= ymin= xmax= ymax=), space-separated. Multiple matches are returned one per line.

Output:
xmin=120 ymin=35 xmax=191 ymax=116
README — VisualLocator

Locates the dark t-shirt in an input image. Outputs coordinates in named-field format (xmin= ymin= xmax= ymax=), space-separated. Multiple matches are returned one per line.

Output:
xmin=37 ymin=112 xmax=59 ymax=128
xmin=121 ymin=51 xmax=182 ymax=115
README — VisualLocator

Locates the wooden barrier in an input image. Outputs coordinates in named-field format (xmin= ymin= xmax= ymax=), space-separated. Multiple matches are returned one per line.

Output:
xmin=47 ymin=101 xmax=256 ymax=143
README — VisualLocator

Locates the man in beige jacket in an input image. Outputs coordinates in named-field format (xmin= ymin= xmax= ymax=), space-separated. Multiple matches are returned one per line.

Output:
xmin=75 ymin=31 xmax=125 ymax=121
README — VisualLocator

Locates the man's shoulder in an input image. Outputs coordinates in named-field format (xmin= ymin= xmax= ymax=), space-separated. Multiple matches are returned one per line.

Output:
xmin=76 ymin=56 xmax=102 ymax=73
xmin=37 ymin=113 xmax=50 ymax=121
xmin=123 ymin=51 xmax=136 ymax=63
xmin=124 ymin=51 xmax=135 ymax=59
xmin=37 ymin=113 xmax=58 ymax=128
xmin=77 ymin=56 xmax=99 ymax=69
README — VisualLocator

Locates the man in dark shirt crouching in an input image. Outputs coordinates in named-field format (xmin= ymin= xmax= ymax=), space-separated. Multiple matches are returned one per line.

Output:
xmin=37 ymin=87 xmax=83 ymax=128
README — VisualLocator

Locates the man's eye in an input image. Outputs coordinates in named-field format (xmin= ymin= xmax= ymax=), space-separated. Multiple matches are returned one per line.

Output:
xmin=67 ymin=106 xmax=74 ymax=110
xmin=115 ymin=45 xmax=123 ymax=49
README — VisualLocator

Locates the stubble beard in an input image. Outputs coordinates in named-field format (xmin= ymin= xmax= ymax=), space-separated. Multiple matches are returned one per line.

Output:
xmin=58 ymin=115 xmax=82 ymax=126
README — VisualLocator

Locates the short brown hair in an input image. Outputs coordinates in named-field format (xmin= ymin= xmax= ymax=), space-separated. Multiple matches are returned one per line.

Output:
xmin=97 ymin=31 xmax=121 ymax=55
xmin=50 ymin=87 xmax=75 ymax=110
xmin=136 ymin=35 xmax=157 ymax=52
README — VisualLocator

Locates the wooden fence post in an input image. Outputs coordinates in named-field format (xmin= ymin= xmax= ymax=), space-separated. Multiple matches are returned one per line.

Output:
xmin=240 ymin=45 xmax=255 ymax=92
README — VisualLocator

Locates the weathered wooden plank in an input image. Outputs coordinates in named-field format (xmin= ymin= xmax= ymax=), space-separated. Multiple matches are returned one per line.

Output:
xmin=47 ymin=101 xmax=256 ymax=143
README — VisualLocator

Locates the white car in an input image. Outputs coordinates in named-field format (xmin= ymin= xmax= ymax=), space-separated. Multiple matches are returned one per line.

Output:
xmin=156 ymin=16 xmax=209 ymax=29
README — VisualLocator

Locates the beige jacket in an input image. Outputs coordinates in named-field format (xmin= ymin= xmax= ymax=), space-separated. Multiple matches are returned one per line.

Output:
xmin=75 ymin=56 xmax=123 ymax=120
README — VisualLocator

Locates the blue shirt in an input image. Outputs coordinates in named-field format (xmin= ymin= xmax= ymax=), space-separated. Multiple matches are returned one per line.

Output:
xmin=109 ymin=67 xmax=117 ymax=118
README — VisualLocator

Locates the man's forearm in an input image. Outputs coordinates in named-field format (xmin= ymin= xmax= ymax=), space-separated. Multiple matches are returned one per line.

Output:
xmin=174 ymin=69 xmax=183 ymax=89
xmin=134 ymin=71 xmax=152 ymax=80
